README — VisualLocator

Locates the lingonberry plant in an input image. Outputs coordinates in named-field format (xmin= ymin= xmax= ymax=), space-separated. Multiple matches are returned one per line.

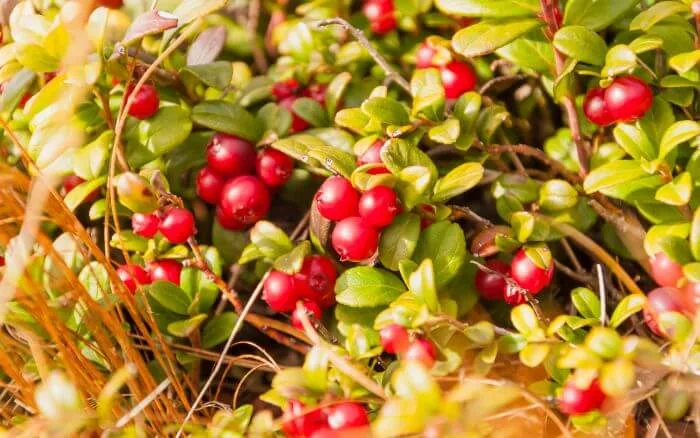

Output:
xmin=3 ymin=0 xmax=700 ymax=436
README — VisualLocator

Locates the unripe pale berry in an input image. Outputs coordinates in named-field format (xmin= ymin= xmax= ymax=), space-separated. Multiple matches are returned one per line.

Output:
xmin=117 ymin=264 xmax=151 ymax=294
xmin=218 ymin=176 xmax=271 ymax=228
xmin=315 ymin=176 xmax=360 ymax=221
xmin=263 ymin=271 xmax=300 ymax=312
xmin=290 ymin=300 xmax=323 ymax=330
xmin=159 ymin=208 xmax=196 ymax=244
xmin=510 ymin=248 xmax=554 ymax=294
xmin=206 ymin=133 xmax=256 ymax=178
xmin=440 ymin=61 xmax=477 ymax=99
xmin=358 ymin=185 xmax=400 ymax=229
xmin=126 ymin=84 xmax=159 ymax=120
xmin=132 ymin=213 xmax=160 ymax=238
xmin=475 ymin=260 xmax=509 ymax=301
xmin=650 ymin=252 xmax=684 ymax=288
xmin=256 ymin=148 xmax=294 ymax=187
xmin=331 ymin=217 xmax=379 ymax=262
xmin=403 ymin=337 xmax=437 ymax=368
xmin=379 ymin=324 xmax=410 ymax=354
xmin=196 ymin=167 xmax=226 ymax=204
xmin=149 ymin=260 xmax=182 ymax=285
xmin=558 ymin=378 xmax=606 ymax=416
xmin=294 ymin=255 xmax=337 ymax=309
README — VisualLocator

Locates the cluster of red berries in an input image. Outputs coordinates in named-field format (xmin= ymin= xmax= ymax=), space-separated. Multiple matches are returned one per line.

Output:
xmin=379 ymin=324 xmax=438 ymax=368
xmin=583 ymin=75 xmax=653 ymax=127
xmin=116 ymin=258 xmax=184 ymax=294
xmin=196 ymin=133 xmax=294 ymax=230
xmin=126 ymin=83 xmax=160 ymax=120
xmin=272 ymin=79 xmax=327 ymax=134
xmin=362 ymin=0 xmax=397 ymax=35
xmin=474 ymin=247 xmax=554 ymax=305
xmin=263 ymin=255 xmax=337 ymax=329
xmin=315 ymin=175 xmax=400 ymax=262
xmin=557 ymin=378 xmax=606 ymax=416
xmin=415 ymin=42 xmax=478 ymax=99
xmin=282 ymin=399 xmax=369 ymax=438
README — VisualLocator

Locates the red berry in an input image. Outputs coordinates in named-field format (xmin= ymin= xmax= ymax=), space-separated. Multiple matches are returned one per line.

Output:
xmin=315 ymin=176 xmax=360 ymax=221
xmin=131 ymin=213 xmax=160 ymax=238
xmin=504 ymin=283 xmax=527 ymax=306
xmin=149 ymin=260 xmax=182 ymax=285
xmin=196 ymin=167 xmax=226 ymax=204
xmin=683 ymin=281 xmax=700 ymax=313
xmin=117 ymin=264 xmax=151 ymax=294
xmin=97 ymin=0 xmax=124 ymax=7
xmin=303 ymin=84 xmax=328 ymax=105
xmin=272 ymin=79 xmax=300 ymax=101
xmin=440 ymin=61 xmax=477 ymax=99
xmin=357 ymin=140 xmax=390 ymax=174
xmin=290 ymin=300 xmax=323 ymax=330
xmin=583 ymin=87 xmax=614 ymax=127
xmin=159 ymin=208 xmax=196 ymax=244
xmin=379 ymin=324 xmax=410 ymax=354
xmin=215 ymin=206 xmax=246 ymax=231
xmin=558 ymin=378 xmax=606 ymax=416
xmin=416 ymin=43 xmax=437 ymax=68
xmin=363 ymin=0 xmax=397 ymax=34
xmin=256 ymin=148 xmax=294 ymax=187
xmin=263 ymin=271 xmax=300 ymax=312
xmin=326 ymin=402 xmax=369 ymax=430
xmin=126 ymin=83 xmax=159 ymax=120
xmin=510 ymin=248 xmax=554 ymax=294
xmin=331 ymin=217 xmax=379 ymax=262
xmin=279 ymin=96 xmax=310 ymax=133
xmin=358 ymin=185 xmax=400 ymax=228
xmin=650 ymin=252 xmax=684 ymax=288
xmin=605 ymin=76 xmax=653 ymax=123
xmin=218 ymin=176 xmax=271 ymax=228
xmin=475 ymin=260 xmax=509 ymax=301
xmin=294 ymin=255 xmax=337 ymax=309
xmin=206 ymin=134 xmax=256 ymax=178
xmin=0 ymin=256 xmax=4 ymax=267
xmin=281 ymin=400 xmax=328 ymax=438
xmin=403 ymin=338 xmax=437 ymax=368
xmin=62 ymin=175 xmax=99 ymax=203
xmin=644 ymin=287 xmax=690 ymax=337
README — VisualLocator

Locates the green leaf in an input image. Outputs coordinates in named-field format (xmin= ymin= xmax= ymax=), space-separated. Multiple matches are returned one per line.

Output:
xmin=379 ymin=213 xmax=421 ymax=271
xmin=325 ymin=72 xmax=351 ymax=117
xmin=585 ymin=327 xmax=622 ymax=360
xmin=249 ymin=221 xmax=293 ymax=261
xmin=511 ymin=211 xmax=535 ymax=242
xmin=0 ymin=68 xmax=34 ymax=113
xmin=519 ymin=343 xmax=550 ymax=367
xmin=122 ymin=10 xmax=179 ymax=46
xmin=382 ymin=138 xmax=438 ymax=183
xmin=167 ymin=314 xmax=207 ymax=337
xmin=412 ymin=221 xmax=467 ymax=287
xmin=476 ymin=104 xmax=510 ymax=141
xmin=162 ymin=0 xmax=226 ymax=47
xmin=553 ymin=26 xmax=607 ymax=65
xmin=434 ymin=0 xmax=539 ymax=17
xmin=496 ymin=30 xmax=555 ymax=73
xmin=452 ymin=18 xmax=542 ymax=58
xmin=109 ymin=230 xmax=148 ymax=253
xmin=432 ymin=162 xmax=484 ymax=203
xmin=638 ymin=97 xmax=675 ymax=147
xmin=15 ymin=44 xmax=59 ymax=73
xmin=511 ymin=304 xmax=539 ymax=336
xmin=148 ymin=281 xmax=191 ymax=315
xmin=335 ymin=267 xmax=406 ymax=308
xmin=630 ymin=1 xmax=689 ymax=32
xmin=539 ymin=179 xmax=578 ymax=211
xmin=408 ymin=259 xmax=439 ymax=312
xmin=571 ymin=288 xmax=601 ymax=320
xmin=613 ymin=123 xmax=656 ymax=161
xmin=334 ymin=108 xmax=372 ymax=135
xmin=659 ymin=311 xmax=692 ymax=342
xmin=115 ymin=172 xmax=158 ymax=213
xmin=583 ymin=160 xmax=650 ymax=194
xmin=361 ymin=97 xmax=410 ymax=126
xmin=306 ymin=141 xmax=357 ymax=178
xmin=292 ymin=97 xmax=330 ymax=128
xmin=601 ymin=44 xmax=637 ymax=77
xmin=452 ymin=92 xmax=482 ymax=149
xmin=411 ymin=68 xmax=445 ymax=122
xmin=303 ymin=346 xmax=329 ymax=392
xmin=564 ymin=0 xmax=640 ymax=31
xmin=74 ymin=132 xmax=112 ymax=180
xmin=609 ymin=294 xmax=646 ymax=328
xmin=64 ymin=177 xmax=105 ymax=211
xmin=655 ymin=172 xmax=693 ymax=206
xmin=629 ymin=35 xmax=664 ymax=54
xmin=600 ymin=358 xmax=635 ymax=397
xmin=181 ymin=61 xmax=232 ymax=89
xmin=273 ymin=241 xmax=310 ymax=274
xmin=271 ymin=134 xmax=324 ymax=164
xmin=142 ymin=106 xmax=192 ymax=156
xmin=428 ymin=118 xmax=460 ymax=144
xmin=659 ymin=120 xmax=700 ymax=160
xmin=191 ymin=100 xmax=262 ymax=142
xmin=201 ymin=312 xmax=238 ymax=349
xmin=669 ymin=50 xmax=700 ymax=74
xmin=690 ymin=208 xmax=700 ymax=261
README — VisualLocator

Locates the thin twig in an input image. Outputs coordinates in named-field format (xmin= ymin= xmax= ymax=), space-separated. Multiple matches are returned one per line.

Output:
xmin=596 ymin=264 xmax=607 ymax=326
xmin=449 ymin=205 xmax=493 ymax=228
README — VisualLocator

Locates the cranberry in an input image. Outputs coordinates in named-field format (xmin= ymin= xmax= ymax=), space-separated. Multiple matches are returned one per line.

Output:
xmin=279 ymin=96 xmax=310 ymax=133
xmin=272 ymin=79 xmax=300 ymax=101
xmin=331 ymin=217 xmax=379 ymax=262
xmin=326 ymin=402 xmax=369 ymax=430
xmin=357 ymin=140 xmax=389 ymax=174
xmin=309 ymin=428 xmax=335 ymax=438
xmin=650 ymin=252 xmax=684 ymax=288
xmin=216 ymin=206 xmax=246 ymax=231
xmin=358 ymin=185 xmax=400 ymax=229
xmin=604 ymin=76 xmax=653 ymax=123
xmin=475 ymin=260 xmax=509 ymax=301
xmin=263 ymin=271 xmax=300 ymax=312
xmin=281 ymin=400 xmax=328 ymax=438
xmin=363 ymin=0 xmax=397 ymax=34
xmin=117 ymin=264 xmax=151 ymax=294
xmin=62 ymin=175 xmax=99 ymax=202
xmin=403 ymin=337 xmax=437 ymax=368
xmin=583 ymin=87 xmax=614 ymax=127
xmin=290 ymin=300 xmax=323 ymax=330
xmin=416 ymin=43 xmax=437 ymax=68
xmin=149 ymin=260 xmax=182 ymax=285
xmin=379 ymin=324 xmax=410 ymax=354
xmin=159 ymin=208 xmax=196 ymax=244
xmin=558 ymin=378 xmax=606 ymax=416
xmin=440 ymin=61 xmax=477 ymax=99
xmin=196 ymin=167 xmax=226 ymax=204
xmin=510 ymin=248 xmax=554 ymax=294
xmin=644 ymin=287 xmax=690 ymax=337
xmin=98 ymin=0 xmax=124 ymax=7
xmin=256 ymin=148 xmax=294 ymax=187
xmin=315 ymin=176 xmax=360 ymax=221
xmin=218 ymin=176 xmax=271 ymax=228
xmin=504 ymin=283 xmax=527 ymax=306
xmin=294 ymin=255 xmax=337 ymax=309
xmin=131 ymin=213 xmax=160 ymax=238
xmin=126 ymin=83 xmax=159 ymax=120
xmin=206 ymin=133 xmax=256 ymax=178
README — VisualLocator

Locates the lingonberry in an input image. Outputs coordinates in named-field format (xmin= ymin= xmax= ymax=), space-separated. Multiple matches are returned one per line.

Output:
xmin=650 ymin=252 xmax=685 ymax=288
xmin=0 ymin=256 xmax=4 ymax=267
xmin=315 ymin=176 xmax=360 ymax=221
xmin=278 ymin=96 xmax=310 ymax=133
xmin=356 ymin=140 xmax=389 ymax=174
xmin=263 ymin=271 xmax=300 ymax=313
xmin=510 ymin=248 xmax=554 ymax=294
xmin=416 ymin=43 xmax=437 ymax=68
xmin=215 ymin=206 xmax=246 ymax=231
xmin=583 ymin=87 xmax=614 ymax=127
xmin=256 ymin=148 xmax=294 ymax=187
xmin=403 ymin=337 xmax=437 ymax=368
xmin=504 ymin=283 xmax=527 ymax=306
xmin=281 ymin=400 xmax=328 ymax=438
xmin=440 ymin=61 xmax=477 ymax=99
xmin=604 ymin=75 xmax=653 ymax=123
xmin=196 ymin=167 xmax=226 ymax=204
xmin=159 ymin=208 xmax=196 ymax=244
xmin=363 ymin=0 xmax=397 ymax=34
xmin=206 ymin=133 xmax=256 ymax=178
xmin=294 ymin=255 xmax=337 ymax=309
xmin=62 ymin=175 xmax=100 ymax=203
xmin=379 ymin=324 xmax=410 ymax=354
xmin=126 ymin=83 xmax=160 ymax=120
xmin=272 ymin=79 xmax=300 ymax=101
xmin=117 ymin=264 xmax=151 ymax=294
xmin=218 ymin=176 xmax=271 ymax=228
xmin=331 ymin=217 xmax=379 ymax=262
xmin=98 ymin=0 xmax=124 ymax=7
xmin=558 ymin=378 xmax=606 ymax=416
xmin=149 ymin=260 xmax=182 ymax=285
xmin=475 ymin=260 xmax=509 ymax=301
xmin=131 ymin=213 xmax=160 ymax=238
xmin=326 ymin=402 xmax=369 ymax=430
xmin=290 ymin=300 xmax=323 ymax=330
xmin=643 ymin=287 xmax=691 ymax=337
xmin=358 ymin=185 xmax=400 ymax=228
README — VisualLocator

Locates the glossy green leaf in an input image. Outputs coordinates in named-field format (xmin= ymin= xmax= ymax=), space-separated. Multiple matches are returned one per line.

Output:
xmin=432 ymin=162 xmax=484 ymax=203
xmin=655 ymin=172 xmax=692 ymax=206
xmin=609 ymin=294 xmax=646 ymax=328
xmin=411 ymin=68 xmax=445 ymax=121
xmin=181 ymin=61 xmax=232 ymax=89
xmin=408 ymin=259 xmax=439 ymax=312
xmin=249 ymin=221 xmax=293 ymax=260
xmin=553 ymin=26 xmax=607 ymax=65
xmin=539 ymin=179 xmax=578 ymax=211
xmin=412 ymin=221 xmax=467 ymax=287
xmin=64 ymin=177 xmax=105 ymax=211
xmin=142 ymin=106 xmax=192 ymax=157
xmin=292 ymin=97 xmax=330 ymax=128
xmin=583 ymin=160 xmax=650 ymax=194
xmin=325 ymin=72 xmax=351 ymax=117
xmin=452 ymin=18 xmax=542 ymax=58
xmin=435 ymin=0 xmax=539 ymax=17
xmin=167 ymin=314 xmax=207 ymax=337
xmin=571 ymin=288 xmax=601 ymax=320
xmin=585 ymin=327 xmax=622 ymax=360
xmin=601 ymin=44 xmax=637 ymax=77
xmin=630 ymin=1 xmax=689 ymax=32
xmin=613 ymin=123 xmax=656 ymax=161
xmin=659 ymin=120 xmax=700 ymax=160
xmin=511 ymin=304 xmax=539 ymax=336
xmin=361 ymin=97 xmax=410 ymax=126
xmin=148 ymin=281 xmax=191 ymax=315
xmin=669 ymin=50 xmax=700 ymax=74
xmin=564 ymin=0 xmax=640 ymax=31
xmin=335 ymin=266 xmax=406 ymax=308
xmin=379 ymin=213 xmax=421 ymax=271
xmin=191 ymin=100 xmax=262 ymax=142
